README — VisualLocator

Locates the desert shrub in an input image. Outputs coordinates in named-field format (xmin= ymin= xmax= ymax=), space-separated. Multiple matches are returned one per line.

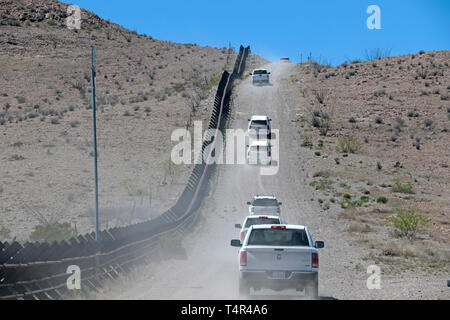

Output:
xmin=375 ymin=116 xmax=383 ymax=124
xmin=389 ymin=208 xmax=429 ymax=240
xmin=336 ymin=137 xmax=361 ymax=153
xmin=440 ymin=94 xmax=449 ymax=101
xmin=311 ymin=112 xmax=330 ymax=136
xmin=15 ymin=96 xmax=26 ymax=104
xmin=51 ymin=118 xmax=59 ymax=125
xmin=313 ymin=89 xmax=328 ymax=104
xmin=347 ymin=222 xmax=371 ymax=233
xmin=407 ymin=109 xmax=419 ymax=118
xmin=29 ymin=222 xmax=76 ymax=243
xmin=9 ymin=154 xmax=24 ymax=161
xmin=70 ymin=120 xmax=80 ymax=128
xmin=314 ymin=151 xmax=321 ymax=156
xmin=376 ymin=196 xmax=388 ymax=204
xmin=301 ymin=135 xmax=313 ymax=148
xmin=391 ymin=178 xmax=414 ymax=194
xmin=343 ymin=193 xmax=351 ymax=200
xmin=348 ymin=117 xmax=356 ymax=123
xmin=11 ymin=141 xmax=23 ymax=147
xmin=373 ymin=89 xmax=386 ymax=97
xmin=424 ymin=118 xmax=433 ymax=127
xmin=313 ymin=170 xmax=330 ymax=178
xmin=309 ymin=178 xmax=332 ymax=191
xmin=417 ymin=67 xmax=428 ymax=79
xmin=413 ymin=137 xmax=421 ymax=150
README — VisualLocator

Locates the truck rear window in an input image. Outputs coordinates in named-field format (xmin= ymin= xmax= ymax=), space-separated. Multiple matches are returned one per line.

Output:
xmin=247 ymin=229 xmax=309 ymax=246
xmin=250 ymin=120 xmax=268 ymax=127
xmin=244 ymin=218 xmax=280 ymax=228
xmin=253 ymin=70 xmax=268 ymax=74
xmin=252 ymin=198 xmax=278 ymax=206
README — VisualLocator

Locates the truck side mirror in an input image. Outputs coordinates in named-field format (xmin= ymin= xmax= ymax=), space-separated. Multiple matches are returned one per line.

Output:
xmin=246 ymin=201 xmax=251 ymax=205
xmin=230 ymin=240 xmax=242 ymax=247
xmin=315 ymin=241 xmax=325 ymax=249
xmin=278 ymin=202 xmax=282 ymax=206
xmin=235 ymin=224 xmax=242 ymax=229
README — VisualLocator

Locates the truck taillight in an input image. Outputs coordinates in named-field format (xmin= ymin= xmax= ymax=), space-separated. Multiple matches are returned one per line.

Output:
xmin=240 ymin=231 xmax=246 ymax=242
xmin=251 ymin=207 xmax=254 ymax=213
xmin=240 ymin=251 xmax=247 ymax=266
xmin=276 ymin=207 xmax=280 ymax=213
xmin=312 ymin=252 xmax=319 ymax=268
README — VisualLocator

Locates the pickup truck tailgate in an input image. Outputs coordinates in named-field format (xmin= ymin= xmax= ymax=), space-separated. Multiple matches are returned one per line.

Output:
xmin=245 ymin=246 xmax=312 ymax=271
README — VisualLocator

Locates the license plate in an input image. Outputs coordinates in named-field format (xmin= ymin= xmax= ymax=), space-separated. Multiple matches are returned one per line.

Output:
xmin=272 ymin=271 xmax=286 ymax=279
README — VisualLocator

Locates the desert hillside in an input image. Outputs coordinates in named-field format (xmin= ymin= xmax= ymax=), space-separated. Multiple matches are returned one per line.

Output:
xmin=0 ymin=0 xmax=267 ymax=241
xmin=291 ymin=51 xmax=449 ymax=273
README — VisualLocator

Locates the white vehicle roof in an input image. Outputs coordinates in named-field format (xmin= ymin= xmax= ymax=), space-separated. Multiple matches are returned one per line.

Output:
xmin=250 ymin=224 xmax=306 ymax=230
xmin=253 ymin=195 xmax=277 ymax=200
xmin=245 ymin=214 xmax=281 ymax=220
xmin=249 ymin=115 xmax=269 ymax=121
xmin=249 ymin=140 xmax=270 ymax=147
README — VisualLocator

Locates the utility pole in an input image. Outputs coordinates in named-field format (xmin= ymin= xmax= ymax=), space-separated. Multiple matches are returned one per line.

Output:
xmin=91 ymin=47 xmax=101 ymax=282
xmin=91 ymin=46 xmax=99 ymax=241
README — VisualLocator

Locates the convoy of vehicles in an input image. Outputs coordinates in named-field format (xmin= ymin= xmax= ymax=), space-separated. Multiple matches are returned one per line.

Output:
xmin=229 ymin=67 xmax=324 ymax=299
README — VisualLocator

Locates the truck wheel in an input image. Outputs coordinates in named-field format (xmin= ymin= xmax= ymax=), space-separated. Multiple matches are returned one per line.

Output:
xmin=239 ymin=280 xmax=250 ymax=296
xmin=305 ymin=276 xmax=319 ymax=299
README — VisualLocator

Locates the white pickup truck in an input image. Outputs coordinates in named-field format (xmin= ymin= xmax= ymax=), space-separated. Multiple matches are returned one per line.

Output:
xmin=247 ymin=195 xmax=281 ymax=215
xmin=231 ymin=225 xmax=324 ymax=298
xmin=248 ymin=115 xmax=272 ymax=140
xmin=251 ymin=69 xmax=270 ymax=85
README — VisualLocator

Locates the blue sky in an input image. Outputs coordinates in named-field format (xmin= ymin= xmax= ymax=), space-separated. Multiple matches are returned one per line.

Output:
xmin=66 ymin=0 xmax=449 ymax=65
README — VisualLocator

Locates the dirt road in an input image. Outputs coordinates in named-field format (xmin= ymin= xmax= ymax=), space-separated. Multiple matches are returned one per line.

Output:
xmin=105 ymin=63 xmax=449 ymax=300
